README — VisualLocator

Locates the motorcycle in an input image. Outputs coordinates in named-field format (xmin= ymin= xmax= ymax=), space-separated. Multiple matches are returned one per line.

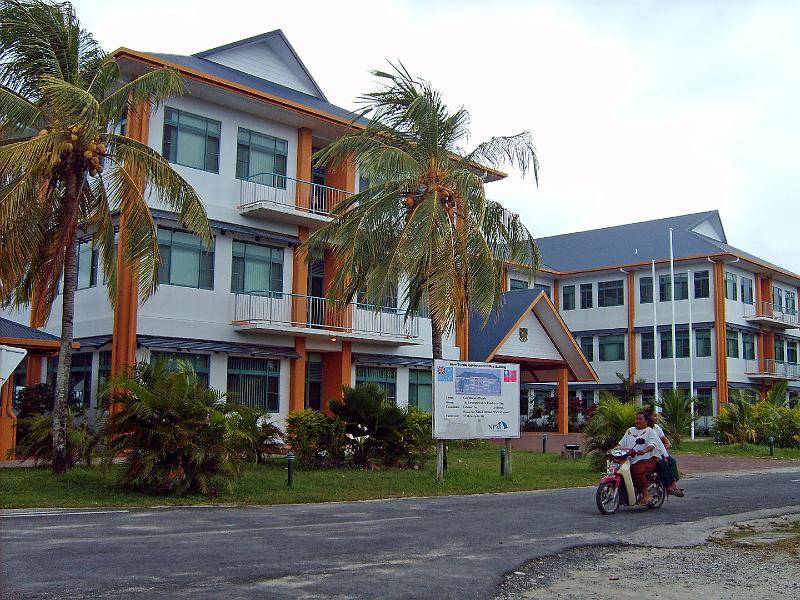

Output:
xmin=596 ymin=448 xmax=666 ymax=514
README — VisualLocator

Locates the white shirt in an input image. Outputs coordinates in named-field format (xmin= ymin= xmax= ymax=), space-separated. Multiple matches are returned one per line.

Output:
xmin=618 ymin=426 xmax=660 ymax=464
xmin=653 ymin=424 xmax=669 ymax=457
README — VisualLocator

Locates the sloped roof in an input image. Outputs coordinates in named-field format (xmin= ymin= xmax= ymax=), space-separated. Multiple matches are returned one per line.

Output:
xmin=0 ymin=317 xmax=59 ymax=342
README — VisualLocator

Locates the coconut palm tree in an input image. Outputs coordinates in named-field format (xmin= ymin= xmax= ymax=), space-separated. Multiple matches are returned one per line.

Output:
xmin=0 ymin=0 xmax=210 ymax=474
xmin=305 ymin=64 xmax=540 ymax=360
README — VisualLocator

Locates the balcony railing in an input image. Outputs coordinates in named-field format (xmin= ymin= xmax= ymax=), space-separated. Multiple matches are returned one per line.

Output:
xmin=745 ymin=358 xmax=800 ymax=380
xmin=233 ymin=292 xmax=420 ymax=340
xmin=238 ymin=172 xmax=351 ymax=217
xmin=743 ymin=301 xmax=800 ymax=329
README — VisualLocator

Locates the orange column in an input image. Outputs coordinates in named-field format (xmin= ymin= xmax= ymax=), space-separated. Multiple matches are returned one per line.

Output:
xmin=0 ymin=379 xmax=16 ymax=460
xmin=552 ymin=279 xmax=560 ymax=313
xmin=289 ymin=337 xmax=306 ymax=413
xmin=296 ymin=127 xmax=312 ymax=210
xmin=627 ymin=271 xmax=636 ymax=379
xmin=755 ymin=274 xmax=765 ymax=373
xmin=502 ymin=268 xmax=509 ymax=292
xmin=111 ymin=101 xmax=150 ymax=388
xmin=325 ymin=159 xmax=355 ymax=201
xmin=455 ymin=320 xmax=470 ymax=361
xmin=557 ymin=366 xmax=569 ymax=434
xmin=26 ymin=287 xmax=47 ymax=386
xmin=321 ymin=341 xmax=352 ymax=415
xmin=713 ymin=262 xmax=728 ymax=405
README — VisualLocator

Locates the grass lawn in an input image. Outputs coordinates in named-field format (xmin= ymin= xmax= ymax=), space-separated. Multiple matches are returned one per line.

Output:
xmin=673 ymin=439 xmax=800 ymax=460
xmin=0 ymin=446 xmax=599 ymax=509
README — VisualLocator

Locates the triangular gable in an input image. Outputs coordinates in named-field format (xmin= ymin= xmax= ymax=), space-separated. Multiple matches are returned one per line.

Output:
xmin=690 ymin=211 xmax=726 ymax=243
xmin=194 ymin=30 xmax=326 ymax=100
xmin=471 ymin=291 xmax=597 ymax=383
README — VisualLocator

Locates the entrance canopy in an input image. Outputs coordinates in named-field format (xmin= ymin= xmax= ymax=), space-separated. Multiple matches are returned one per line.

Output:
xmin=469 ymin=290 xmax=597 ymax=384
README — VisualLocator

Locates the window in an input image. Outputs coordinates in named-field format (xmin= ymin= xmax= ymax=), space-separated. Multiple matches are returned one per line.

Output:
xmin=724 ymin=272 xmax=737 ymax=301
xmin=47 ymin=353 xmax=93 ymax=408
xmin=639 ymin=276 xmax=653 ymax=304
xmin=76 ymin=239 xmax=98 ymax=289
xmin=695 ymin=329 xmax=712 ymax=358
xmin=580 ymin=337 xmax=594 ymax=362
xmin=641 ymin=389 xmax=655 ymax=403
xmin=786 ymin=290 xmax=797 ymax=315
xmin=157 ymin=227 xmax=214 ymax=289
xmin=162 ymin=107 xmax=220 ymax=172
xmin=598 ymin=334 xmax=625 ymax=361
xmin=355 ymin=366 xmax=397 ymax=404
xmin=659 ymin=274 xmax=688 ymax=301
xmin=580 ymin=283 xmax=593 ymax=309
xmin=694 ymin=270 xmax=710 ymax=299
xmin=660 ymin=330 xmax=689 ymax=358
xmin=98 ymin=351 xmax=112 ymax=390
xmin=775 ymin=339 xmax=785 ymax=363
xmin=697 ymin=388 xmax=713 ymax=417
xmin=532 ymin=283 xmax=551 ymax=298
xmin=510 ymin=278 xmax=528 ymax=291
xmin=598 ymin=280 xmax=624 ymax=307
xmin=787 ymin=341 xmax=798 ymax=364
xmin=742 ymin=333 xmax=756 ymax=361
xmin=773 ymin=286 xmax=783 ymax=312
xmin=227 ymin=356 xmax=280 ymax=412
xmin=408 ymin=369 xmax=432 ymax=412
xmin=150 ymin=351 xmax=210 ymax=386
xmin=562 ymin=285 xmax=575 ymax=310
xmin=236 ymin=128 xmax=288 ymax=187
xmin=641 ymin=332 xmax=654 ymax=360
xmin=740 ymin=278 xmax=754 ymax=305
xmin=231 ymin=241 xmax=283 ymax=294
xmin=725 ymin=329 xmax=739 ymax=358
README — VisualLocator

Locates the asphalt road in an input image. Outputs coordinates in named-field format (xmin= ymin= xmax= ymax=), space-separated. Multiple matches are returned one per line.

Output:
xmin=2 ymin=467 xmax=800 ymax=600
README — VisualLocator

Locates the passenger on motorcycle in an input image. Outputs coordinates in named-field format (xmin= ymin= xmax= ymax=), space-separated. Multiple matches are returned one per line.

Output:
xmin=644 ymin=407 xmax=684 ymax=497
xmin=615 ymin=411 xmax=660 ymax=505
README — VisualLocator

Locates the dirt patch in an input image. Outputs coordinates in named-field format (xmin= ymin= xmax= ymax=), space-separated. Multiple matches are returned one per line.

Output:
xmin=496 ymin=515 xmax=800 ymax=600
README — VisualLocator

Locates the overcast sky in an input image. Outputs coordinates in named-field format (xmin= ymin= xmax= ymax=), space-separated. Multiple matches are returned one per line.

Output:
xmin=76 ymin=0 xmax=800 ymax=272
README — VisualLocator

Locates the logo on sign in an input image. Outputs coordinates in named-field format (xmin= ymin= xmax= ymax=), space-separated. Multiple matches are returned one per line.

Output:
xmin=436 ymin=366 xmax=453 ymax=382
xmin=489 ymin=421 xmax=509 ymax=431
xmin=503 ymin=369 xmax=517 ymax=382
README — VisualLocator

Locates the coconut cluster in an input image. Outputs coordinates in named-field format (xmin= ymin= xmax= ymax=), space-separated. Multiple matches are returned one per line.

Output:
xmin=37 ymin=126 xmax=107 ymax=177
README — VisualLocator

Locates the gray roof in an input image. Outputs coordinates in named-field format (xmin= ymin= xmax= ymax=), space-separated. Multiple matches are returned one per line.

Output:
xmin=535 ymin=210 xmax=795 ymax=277
xmin=137 ymin=335 xmax=299 ymax=359
xmin=143 ymin=51 xmax=365 ymax=125
xmin=0 ymin=317 xmax=60 ymax=342
xmin=469 ymin=289 xmax=540 ymax=362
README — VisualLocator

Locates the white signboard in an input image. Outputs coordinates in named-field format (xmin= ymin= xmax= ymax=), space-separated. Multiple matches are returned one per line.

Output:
xmin=433 ymin=359 xmax=520 ymax=439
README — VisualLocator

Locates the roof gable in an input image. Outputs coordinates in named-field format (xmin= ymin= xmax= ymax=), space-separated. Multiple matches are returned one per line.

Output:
xmin=689 ymin=212 xmax=726 ymax=242
xmin=194 ymin=30 xmax=326 ymax=100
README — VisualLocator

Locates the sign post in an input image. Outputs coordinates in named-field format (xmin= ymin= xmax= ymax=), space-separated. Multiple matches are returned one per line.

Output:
xmin=433 ymin=359 xmax=520 ymax=480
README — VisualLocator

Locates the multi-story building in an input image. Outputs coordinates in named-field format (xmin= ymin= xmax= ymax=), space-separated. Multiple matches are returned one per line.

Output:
xmin=506 ymin=210 xmax=800 ymax=421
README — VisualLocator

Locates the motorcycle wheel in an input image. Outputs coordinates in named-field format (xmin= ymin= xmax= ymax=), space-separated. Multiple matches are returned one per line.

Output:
xmin=596 ymin=482 xmax=620 ymax=515
xmin=646 ymin=481 xmax=666 ymax=509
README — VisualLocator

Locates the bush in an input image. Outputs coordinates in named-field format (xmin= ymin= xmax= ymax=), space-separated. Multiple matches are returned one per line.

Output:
xmin=328 ymin=384 xmax=408 ymax=468
xmin=713 ymin=391 xmax=756 ymax=447
xmin=284 ymin=409 xmax=346 ymax=469
xmin=13 ymin=410 xmax=91 ymax=466
xmin=402 ymin=407 xmax=434 ymax=467
xmin=14 ymin=383 xmax=55 ymax=418
xmin=656 ymin=389 xmax=698 ymax=446
xmin=102 ymin=360 xmax=254 ymax=497
xmin=752 ymin=402 xmax=800 ymax=447
xmin=583 ymin=392 xmax=637 ymax=470
xmin=232 ymin=405 xmax=284 ymax=462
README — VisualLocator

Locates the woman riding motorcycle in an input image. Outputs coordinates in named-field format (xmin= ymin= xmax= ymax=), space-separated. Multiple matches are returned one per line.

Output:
xmin=615 ymin=411 xmax=661 ymax=505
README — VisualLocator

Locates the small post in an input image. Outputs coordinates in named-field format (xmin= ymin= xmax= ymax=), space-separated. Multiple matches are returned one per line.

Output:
xmin=436 ymin=439 xmax=444 ymax=481
xmin=542 ymin=433 xmax=548 ymax=454
xmin=286 ymin=451 xmax=295 ymax=488
xmin=504 ymin=438 xmax=513 ymax=480
xmin=768 ymin=436 xmax=774 ymax=457
xmin=500 ymin=447 xmax=506 ymax=476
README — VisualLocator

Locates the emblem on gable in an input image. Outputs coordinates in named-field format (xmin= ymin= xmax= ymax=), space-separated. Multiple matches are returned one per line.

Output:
xmin=519 ymin=327 xmax=528 ymax=342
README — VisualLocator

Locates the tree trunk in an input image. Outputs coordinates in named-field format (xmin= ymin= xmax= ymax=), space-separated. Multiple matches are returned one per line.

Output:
xmin=52 ymin=169 xmax=82 ymax=475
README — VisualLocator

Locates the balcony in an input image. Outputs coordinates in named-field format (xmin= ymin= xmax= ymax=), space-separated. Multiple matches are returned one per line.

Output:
xmin=232 ymin=292 xmax=422 ymax=345
xmin=745 ymin=358 xmax=800 ymax=381
xmin=743 ymin=301 xmax=800 ymax=330
xmin=238 ymin=172 xmax=351 ymax=227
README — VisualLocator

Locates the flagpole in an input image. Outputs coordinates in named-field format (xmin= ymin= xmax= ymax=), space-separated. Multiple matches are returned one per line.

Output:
xmin=688 ymin=268 xmax=695 ymax=440
xmin=652 ymin=259 xmax=658 ymax=409
xmin=669 ymin=228 xmax=677 ymax=391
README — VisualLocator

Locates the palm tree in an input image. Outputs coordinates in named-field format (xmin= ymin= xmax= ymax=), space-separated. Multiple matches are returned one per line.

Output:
xmin=656 ymin=388 xmax=697 ymax=446
xmin=0 ymin=0 xmax=210 ymax=474
xmin=305 ymin=64 xmax=540 ymax=360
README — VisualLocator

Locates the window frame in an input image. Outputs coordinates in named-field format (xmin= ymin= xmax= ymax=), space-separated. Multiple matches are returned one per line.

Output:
xmin=226 ymin=355 xmax=281 ymax=412
xmin=598 ymin=334 xmax=625 ymax=362
xmin=579 ymin=336 xmax=594 ymax=362
xmin=641 ymin=331 xmax=654 ymax=360
xmin=693 ymin=270 xmax=710 ymax=299
xmin=355 ymin=366 xmax=397 ymax=404
xmin=740 ymin=277 xmax=754 ymax=305
xmin=695 ymin=329 xmax=712 ymax=358
xmin=562 ymin=285 xmax=575 ymax=311
xmin=157 ymin=227 xmax=215 ymax=290
xmin=235 ymin=127 xmax=289 ymax=187
xmin=408 ymin=368 xmax=432 ymax=412
xmin=742 ymin=333 xmax=756 ymax=361
xmin=509 ymin=278 xmax=528 ymax=291
xmin=597 ymin=279 xmax=624 ymax=308
xmin=725 ymin=329 xmax=739 ymax=359
xmin=162 ymin=107 xmax=221 ymax=173
xmin=660 ymin=330 xmax=690 ymax=359
xmin=639 ymin=276 xmax=653 ymax=304
xmin=231 ymin=240 xmax=284 ymax=295
xmin=725 ymin=272 xmax=738 ymax=301
xmin=580 ymin=283 xmax=593 ymax=309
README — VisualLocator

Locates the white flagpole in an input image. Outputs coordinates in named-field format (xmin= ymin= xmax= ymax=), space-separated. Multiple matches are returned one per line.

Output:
xmin=652 ymin=260 xmax=659 ymax=409
xmin=688 ymin=269 xmax=695 ymax=440
xmin=669 ymin=228 xmax=677 ymax=391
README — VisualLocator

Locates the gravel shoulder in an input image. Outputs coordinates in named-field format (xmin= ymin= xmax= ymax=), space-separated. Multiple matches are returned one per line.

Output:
xmin=496 ymin=513 xmax=800 ymax=600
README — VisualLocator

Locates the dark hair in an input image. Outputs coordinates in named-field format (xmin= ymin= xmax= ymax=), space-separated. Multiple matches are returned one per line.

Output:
xmin=641 ymin=406 xmax=656 ymax=427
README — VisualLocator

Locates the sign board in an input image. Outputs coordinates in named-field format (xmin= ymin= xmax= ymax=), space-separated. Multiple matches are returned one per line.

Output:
xmin=433 ymin=359 xmax=520 ymax=439
xmin=0 ymin=345 xmax=27 ymax=385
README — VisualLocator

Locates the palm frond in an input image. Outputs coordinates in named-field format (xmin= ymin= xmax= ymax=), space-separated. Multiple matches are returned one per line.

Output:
xmin=0 ymin=83 xmax=43 ymax=130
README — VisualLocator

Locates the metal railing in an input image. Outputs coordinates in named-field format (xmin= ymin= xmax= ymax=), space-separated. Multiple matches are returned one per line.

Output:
xmin=233 ymin=292 xmax=419 ymax=339
xmin=238 ymin=172 xmax=351 ymax=217
xmin=743 ymin=300 xmax=800 ymax=328
xmin=745 ymin=358 xmax=800 ymax=380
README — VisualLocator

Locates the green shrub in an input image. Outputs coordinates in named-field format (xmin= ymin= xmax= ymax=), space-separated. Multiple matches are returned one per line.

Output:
xmin=656 ymin=389 xmax=698 ymax=446
xmin=403 ymin=407 xmax=434 ymax=467
xmin=231 ymin=405 xmax=284 ymax=462
xmin=102 ymin=360 xmax=254 ymax=497
xmin=14 ymin=383 xmax=55 ymax=418
xmin=328 ymin=384 xmax=408 ymax=468
xmin=752 ymin=402 xmax=800 ymax=447
xmin=13 ymin=410 xmax=91 ymax=466
xmin=583 ymin=392 xmax=637 ymax=470
xmin=284 ymin=409 xmax=346 ymax=469
xmin=713 ymin=391 xmax=757 ymax=447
